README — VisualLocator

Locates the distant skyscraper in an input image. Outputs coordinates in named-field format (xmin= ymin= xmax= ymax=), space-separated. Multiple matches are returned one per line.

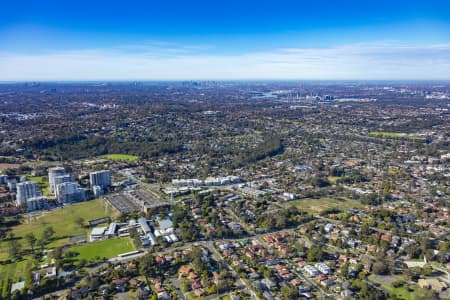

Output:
xmin=7 ymin=178 xmax=17 ymax=191
xmin=0 ymin=174 xmax=8 ymax=184
xmin=53 ymin=174 xmax=73 ymax=196
xmin=48 ymin=167 xmax=66 ymax=193
xmin=56 ymin=182 xmax=85 ymax=203
xmin=16 ymin=181 xmax=38 ymax=206
xmin=92 ymin=185 xmax=104 ymax=198
xmin=89 ymin=170 xmax=111 ymax=190
xmin=27 ymin=196 xmax=48 ymax=211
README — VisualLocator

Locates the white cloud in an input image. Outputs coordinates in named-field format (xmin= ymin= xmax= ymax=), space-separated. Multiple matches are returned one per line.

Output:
xmin=1 ymin=43 xmax=450 ymax=80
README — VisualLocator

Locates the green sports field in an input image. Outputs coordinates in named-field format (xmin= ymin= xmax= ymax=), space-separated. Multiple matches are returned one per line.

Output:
xmin=368 ymin=131 xmax=426 ymax=141
xmin=70 ymin=237 xmax=135 ymax=262
xmin=0 ymin=199 xmax=116 ymax=295
xmin=286 ymin=197 xmax=363 ymax=213
xmin=99 ymin=154 xmax=139 ymax=161
xmin=0 ymin=199 xmax=115 ymax=259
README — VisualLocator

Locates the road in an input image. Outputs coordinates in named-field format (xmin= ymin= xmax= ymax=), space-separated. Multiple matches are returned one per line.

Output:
xmin=37 ymin=210 xmax=395 ymax=299
xmin=223 ymin=207 xmax=255 ymax=234
xmin=207 ymin=241 xmax=259 ymax=299
xmin=253 ymin=235 xmax=332 ymax=299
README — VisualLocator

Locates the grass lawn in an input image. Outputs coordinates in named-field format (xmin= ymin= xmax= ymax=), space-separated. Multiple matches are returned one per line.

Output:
xmin=99 ymin=154 xmax=139 ymax=162
xmin=368 ymin=131 xmax=426 ymax=141
xmin=185 ymin=291 xmax=205 ymax=300
xmin=291 ymin=121 xmax=302 ymax=126
xmin=22 ymin=161 xmax=60 ymax=168
xmin=327 ymin=176 xmax=340 ymax=184
xmin=286 ymin=197 xmax=363 ymax=213
xmin=368 ymin=275 xmax=415 ymax=300
xmin=0 ymin=199 xmax=115 ymax=261
xmin=70 ymin=238 xmax=135 ymax=262
xmin=0 ymin=259 xmax=32 ymax=297
xmin=0 ymin=199 xmax=118 ymax=296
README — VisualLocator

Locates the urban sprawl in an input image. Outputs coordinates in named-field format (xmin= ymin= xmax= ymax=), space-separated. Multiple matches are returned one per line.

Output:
xmin=0 ymin=81 xmax=448 ymax=300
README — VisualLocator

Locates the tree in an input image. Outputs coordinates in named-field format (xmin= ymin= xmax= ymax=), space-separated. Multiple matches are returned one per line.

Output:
xmin=360 ymin=222 xmax=371 ymax=237
xmin=306 ymin=245 xmax=324 ymax=262
xmin=78 ymin=259 xmax=87 ymax=268
xmin=178 ymin=219 xmax=199 ymax=242
xmin=180 ymin=279 xmax=191 ymax=292
xmin=421 ymin=264 xmax=433 ymax=276
xmin=312 ymin=176 xmax=331 ymax=188
xmin=8 ymin=239 xmax=22 ymax=260
xmin=88 ymin=275 xmax=100 ymax=290
xmin=172 ymin=206 xmax=188 ymax=228
xmin=419 ymin=236 xmax=433 ymax=255
xmin=75 ymin=217 xmax=85 ymax=228
xmin=406 ymin=244 xmax=422 ymax=259
xmin=294 ymin=242 xmax=306 ymax=255
xmin=281 ymin=286 xmax=298 ymax=300
xmin=129 ymin=227 xmax=142 ymax=249
xmin=53 ymin=246 xmax=63 ymax=259
xmin=25 ymin=233 xmax=37 ymax=252
xmin=37 ymin=238 xmax=46 ymax=252
xmin=42 ymin=226 xmax=55 ymax=242
xmin=413 ymin=288 xmax=438 ymax=300
xmin=55 ymin=258 xmax=64 ymax=270
xmin=353 ymin=279 xmax=387 ymax=300
xmin=340 ymin=262 xmax=349 ymax=278
xmin=139 ymin=254 xmax=157 ymax=285
xmin=405 ymin=268 xmax=420 ymax=281
xmin=191 ymin=247 xmax=208 ymax=275
xmin=373 ymin=261 xmax=389 ymax=275
xmin=207 ymin=284 xmax=217 ymax=295
xmin=392 ymin=279 xmax=404 ymax=288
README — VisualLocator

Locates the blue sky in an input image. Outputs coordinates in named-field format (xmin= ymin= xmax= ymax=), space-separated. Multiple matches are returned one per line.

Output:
xmin=1 ymin=0 xmax=450 ymax=80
